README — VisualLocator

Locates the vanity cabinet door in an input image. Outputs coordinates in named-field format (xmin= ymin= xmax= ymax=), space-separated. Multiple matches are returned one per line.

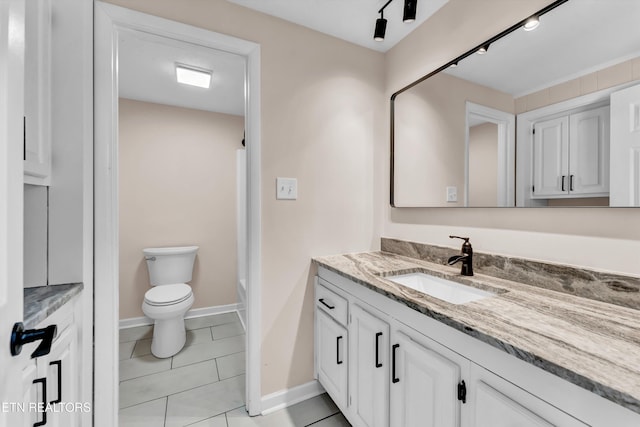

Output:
xmin=389 ymin=327 xmax=465 ymax=427
xmin=469 ymin=364 xmax=587 ymax=427
xmin=349 ymin=303 xmax=390 ymax=427
xmin=316 ymin=309 xmax=348 ymax=410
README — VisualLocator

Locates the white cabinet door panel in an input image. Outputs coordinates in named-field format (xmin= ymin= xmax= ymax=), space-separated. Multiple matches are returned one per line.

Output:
xmin=569 ymin=105 xmax=610 ymax=195
xmin=610 ymin=83 xmax=640 ymax=206
xmin=532 ymin=117 xmax=569 ymax=197
xmin=317 ymin=309 xmax=348 ymax=409
xmin=390 ymin=331 xmax=461 ymax=427
xmin=349 ymin=304 xmax=389 ymax=427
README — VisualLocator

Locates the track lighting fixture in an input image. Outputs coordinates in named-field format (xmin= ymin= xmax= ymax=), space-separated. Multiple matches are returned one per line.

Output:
xmin=477 ymin=44 xmax=490 ymax=55
xmin=403 ymin=0 xmax=417 ymax=23
xmin=374 ymin=11 xmax=388 ymax=41
xmin=373 ymin=0 xmax=418 ymax=41
xmin=449 ymin=61 xmax=458 ymax=68
xmin=523 ymin=15 xmax=540 ymax=31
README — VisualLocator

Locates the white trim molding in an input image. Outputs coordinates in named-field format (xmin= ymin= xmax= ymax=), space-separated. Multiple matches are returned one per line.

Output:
xmin=260 ymin=380 xmax=326 ymax=416
xmin=119 ymin=304 xmax=241 ymax=329
xmin=94 ymin=3 xmax=262 ymax=425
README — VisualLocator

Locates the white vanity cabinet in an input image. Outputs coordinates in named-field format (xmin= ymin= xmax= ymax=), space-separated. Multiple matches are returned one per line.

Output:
xmin=23 ymin=0 xmax=52 ymax=185
xmin=17 ymin=295 xmax=81 ymax=427
xmin=532 ymin=105 xmax=609 ymax=199
xmin=313 ymin=268 xmax=630 ymax=427
xmin=315 ymin=283 xmax=349 ymax=411
xmin=348 ymin=303 xmax=389 ymax=427
xmin=389 ymin=325 xmax=467 ymax=427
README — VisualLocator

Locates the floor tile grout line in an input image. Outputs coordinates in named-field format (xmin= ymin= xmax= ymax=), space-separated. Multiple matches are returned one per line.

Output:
xmin=305 ymin=411 xmax=345 ymax=427
xmin=119 ymin=371 xmax=246 ymax=411
xmin=119 ymin=358 xmax=218 ymax=385
xmin=172 ymin=349 xmax=246 ymax=371
xmin=163 ymin=396 xmax=168 ymax=427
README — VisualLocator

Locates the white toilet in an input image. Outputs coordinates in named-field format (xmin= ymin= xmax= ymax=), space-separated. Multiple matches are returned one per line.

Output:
xmin=142 ymin=246 xmax=198 ymax=358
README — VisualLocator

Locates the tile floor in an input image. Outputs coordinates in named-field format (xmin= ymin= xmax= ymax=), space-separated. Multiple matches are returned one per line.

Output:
xmin=119 ymin=312 xmax=350 ymax=427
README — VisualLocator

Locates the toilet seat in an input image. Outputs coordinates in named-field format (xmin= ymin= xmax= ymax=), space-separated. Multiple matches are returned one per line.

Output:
xmin=144 ymin=283 xmax=192 ymax=306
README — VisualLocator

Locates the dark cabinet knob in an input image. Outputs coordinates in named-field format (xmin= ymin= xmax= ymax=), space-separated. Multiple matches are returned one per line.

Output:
xmin=10 ymin=322 xmax=57 ymax=358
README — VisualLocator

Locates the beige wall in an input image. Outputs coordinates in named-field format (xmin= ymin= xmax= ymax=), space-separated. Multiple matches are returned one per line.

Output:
xmin=384 ymin=0 xmax=640 ymax=277
xmin=107 ymin=0 xmax=385 ymax=395
xmin=468 ymin=123 xmax=498 ymax=207
xmin=118 ymin=99 xmax=244 ymax=320
xmin=394 ymin=73 xmax=512 ymax=206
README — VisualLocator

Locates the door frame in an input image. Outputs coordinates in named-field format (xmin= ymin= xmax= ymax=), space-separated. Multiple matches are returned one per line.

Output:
xmin=464 ymin=102 xmax=515 ymax=207
xmin=93 ymin=3 xmax=262 ymax=424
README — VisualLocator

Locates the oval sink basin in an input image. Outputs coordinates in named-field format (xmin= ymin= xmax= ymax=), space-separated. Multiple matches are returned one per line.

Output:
xmin=386 ymin=272 xmax=496 ymax=305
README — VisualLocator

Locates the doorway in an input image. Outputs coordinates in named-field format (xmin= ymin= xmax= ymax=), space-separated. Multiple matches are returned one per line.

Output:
xmin=94 ymin=3 xmax=262 ymax=425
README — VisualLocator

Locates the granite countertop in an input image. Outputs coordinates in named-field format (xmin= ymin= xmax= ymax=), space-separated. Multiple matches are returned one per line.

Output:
xmin=313 ymin=251 xmax=640 ymax=414
xmin=24 ymin=283 xmax=83 ymax=328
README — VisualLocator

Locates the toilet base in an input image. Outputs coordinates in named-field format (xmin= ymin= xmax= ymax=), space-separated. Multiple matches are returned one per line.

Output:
xmin=151 ymin=317 xmax=187 ymax=358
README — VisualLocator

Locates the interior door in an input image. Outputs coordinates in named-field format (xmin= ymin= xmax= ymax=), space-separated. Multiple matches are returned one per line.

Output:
xmin=0 ymin=0 xmax=27 ymax=424
xmin=610 ymin=83 xmax=640 ymax=206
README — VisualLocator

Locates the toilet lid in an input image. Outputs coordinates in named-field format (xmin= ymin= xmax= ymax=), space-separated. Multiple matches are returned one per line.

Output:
xmin=144 ymin=283 xmax=192 ymax=306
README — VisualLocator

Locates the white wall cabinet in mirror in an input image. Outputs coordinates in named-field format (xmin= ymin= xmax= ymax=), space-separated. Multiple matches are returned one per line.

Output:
xmin=391 ymin=0 xmax=640 ymax=208
xmin=23 ymin=0 xmax=52 ymax=186
xmin=531 ymin=105 xmax=609 ymax=201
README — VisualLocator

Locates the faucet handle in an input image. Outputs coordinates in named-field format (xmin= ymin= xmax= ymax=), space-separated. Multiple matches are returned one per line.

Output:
xmin=449 ymin=235 xmax=470 ymax=243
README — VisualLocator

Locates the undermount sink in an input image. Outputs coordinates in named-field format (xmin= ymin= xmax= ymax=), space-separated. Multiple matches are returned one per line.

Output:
xmin=386 ymin=272 xmax=496 ymax=305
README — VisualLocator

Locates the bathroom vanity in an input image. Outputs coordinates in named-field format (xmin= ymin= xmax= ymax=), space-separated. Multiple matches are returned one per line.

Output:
xmin=17 ymin=284 xmax=84 ymax=427
xmin=313 ymin=241 xmax=640 ymax=427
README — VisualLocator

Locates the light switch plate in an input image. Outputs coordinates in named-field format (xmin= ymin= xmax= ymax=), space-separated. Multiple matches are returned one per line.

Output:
xmin=446 ymin=186 xmax=457 ymax=202
xmin=276 ymin=177 xmax=298 ymax=200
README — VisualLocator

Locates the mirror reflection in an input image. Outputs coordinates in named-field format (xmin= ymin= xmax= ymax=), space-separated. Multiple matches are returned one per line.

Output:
xmin=392 ymin=0 xmax=640 ymax=207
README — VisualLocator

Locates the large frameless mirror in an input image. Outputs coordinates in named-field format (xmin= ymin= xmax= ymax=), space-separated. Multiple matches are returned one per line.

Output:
xmin=391 ymin=0 xmax=640 ymax=207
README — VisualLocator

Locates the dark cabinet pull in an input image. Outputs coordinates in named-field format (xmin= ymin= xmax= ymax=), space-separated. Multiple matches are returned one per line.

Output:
xmin=336 ymin=336 xmax=343 ymax=365
xmin=392 ymin=344 xmax=400 ymax=383
xmin=319 ymin=298 xmax=335 ymax=310
xmin=570 ymin=175 xmax=574 ymax=191
xmin=49 ymin=360 xmax=62 ymax=404
xmin=10 ymin=322 xmax=57 ymax=358
xmin=561 ymin=175 xmax=566 ymax=191
xmin=375 ymin=332 xmax=383 ymax=368
xmin=33 ymin=377 xmax=47 ymax=427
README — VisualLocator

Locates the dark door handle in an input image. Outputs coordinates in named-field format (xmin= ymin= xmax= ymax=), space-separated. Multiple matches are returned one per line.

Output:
xmin=392 ymin=344 xmax=400 ymax=383
xmin=570 ymin=174 xmax=574 ymax=191
xmin=561 ymin=175 xmax=566 ymax=191
xmin=49 ymin=360 xmax=62 ymax=404
xmin=11 ymin=323 xmax=57 ymax=358
xmin=33 ymin=377 xmax=47 ymax=427
xmin=336 ymin=336 xmax=343 ymax=365
xmin=319 ymin=298 xmax=335 ymax=310
xmin=375 ymin=332 xmax=383 ymax=368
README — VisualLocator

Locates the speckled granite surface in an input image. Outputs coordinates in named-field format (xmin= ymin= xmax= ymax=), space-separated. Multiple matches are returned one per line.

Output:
xmin=382 ymin=237 xmax=640 ymax=310
xmin=24 ymin=283 xmax=83 ymax=328
xmin=313 ymin=251 xmax=640 ymax=414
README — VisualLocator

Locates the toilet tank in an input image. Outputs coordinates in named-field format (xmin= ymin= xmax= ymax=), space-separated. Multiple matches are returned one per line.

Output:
xmin=143 ymin=246 xmax=198 ymax=286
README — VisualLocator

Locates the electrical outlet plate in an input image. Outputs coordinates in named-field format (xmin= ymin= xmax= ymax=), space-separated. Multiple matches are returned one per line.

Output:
xmin=276 ymin=177 xmax=297 ymax=200
xmin=446 ymin=186 xmax=458 ymax=203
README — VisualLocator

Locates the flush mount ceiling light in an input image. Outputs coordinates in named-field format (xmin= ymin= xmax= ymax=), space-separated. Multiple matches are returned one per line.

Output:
xmin=175 ymin=64 xmax=212 ymax=88
xmin=403 ymin=0 xmax=417 ymax=23
xmin=523 ymin=15 xmax=540 ymax=31
xmin=373 ymin=0 xmax=418 ymax=41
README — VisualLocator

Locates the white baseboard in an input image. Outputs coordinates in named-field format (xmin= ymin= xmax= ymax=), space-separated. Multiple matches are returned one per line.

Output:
xmin=119 ymin=303 xmax=240 ymax=329
xmin=260 ymin=380 xmax=326 ymax=415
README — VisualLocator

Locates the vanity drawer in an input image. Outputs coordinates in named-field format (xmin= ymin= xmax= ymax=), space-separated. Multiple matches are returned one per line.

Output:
xmin=316 ymin=280 xmax=348 ymax=326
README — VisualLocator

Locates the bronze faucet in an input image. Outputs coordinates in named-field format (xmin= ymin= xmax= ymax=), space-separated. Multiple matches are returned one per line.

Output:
xmin=447 ymin=235 xmax=473 ymax=276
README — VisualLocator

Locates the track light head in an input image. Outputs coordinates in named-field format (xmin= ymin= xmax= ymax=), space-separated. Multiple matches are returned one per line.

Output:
xmin=477 ymin=44 xmax=490 ymax=55
xmin=403 ymin=0 xmax=417 ymax=23
xmin=374 ymin=15 xmax=387 ymax=41
xmin=523 ymin=15 xmax=540 ymax=31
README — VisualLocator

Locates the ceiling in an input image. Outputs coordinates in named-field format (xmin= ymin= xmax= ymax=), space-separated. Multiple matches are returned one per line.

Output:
xmin=118 ymin=29 xmax=246 ymax=116
xmin=444 ymin=0 xmax=640 ymax=97
xmin=228 ymin=0 xmax=448 ymax=52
